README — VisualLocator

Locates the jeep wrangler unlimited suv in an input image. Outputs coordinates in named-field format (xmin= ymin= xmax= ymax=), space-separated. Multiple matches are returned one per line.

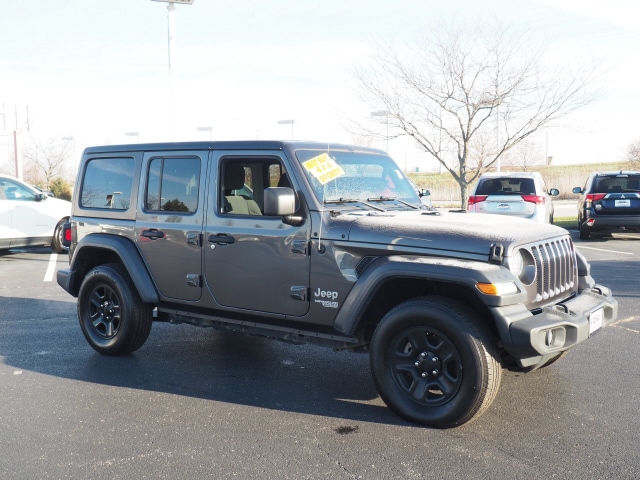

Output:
xmin=58 ymin=141 xmax=617 ymax=428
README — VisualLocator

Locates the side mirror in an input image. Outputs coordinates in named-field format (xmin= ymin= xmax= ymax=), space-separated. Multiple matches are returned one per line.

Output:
xmin=264 ymin=187 xmax=296 ymax=216
xmin=549 ymin=188 xmax=560 ymax=196
xmin=419 ymin=188 xmax=431 ymax=197
xmin=35 ymin=193 xmax=48 ymax=202
xmin=571 ymin=187 xmax=583 ymax=194
xmin=264 ymin=187 xmax=304 ymax=226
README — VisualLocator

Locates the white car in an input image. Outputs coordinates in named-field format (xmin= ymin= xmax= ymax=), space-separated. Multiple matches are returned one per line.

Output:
xmin=468 ymin=172 xmax=559 ymax=223
xmin=0 ymin=174 xmax=71 ymax=253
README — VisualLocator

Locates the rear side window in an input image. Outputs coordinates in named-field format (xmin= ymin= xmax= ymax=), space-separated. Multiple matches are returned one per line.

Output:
xmin=145 ymin=157 xmax=200 ymax=213
xmin=81 ymin=157 xmax=134 ymax=210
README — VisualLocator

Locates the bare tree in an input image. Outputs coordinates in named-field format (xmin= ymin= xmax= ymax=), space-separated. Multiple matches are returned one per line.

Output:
xmin=503 ymin=137 xmax=543 ymax=171
xmin=22 ymin=137 xmax=73 ymax=189
xmin=628 ymin=139 xmax=640 ymax=164
xmin=353 ymin=21 xmax=602 ymax=207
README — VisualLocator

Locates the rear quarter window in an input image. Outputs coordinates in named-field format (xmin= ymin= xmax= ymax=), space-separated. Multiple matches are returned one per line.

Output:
xmin=80 ymin=157 xmax=134 ymax=210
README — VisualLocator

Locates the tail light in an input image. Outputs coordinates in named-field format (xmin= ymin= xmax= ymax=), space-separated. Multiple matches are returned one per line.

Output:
xmin=468 ymin=195 xmax=487 ymax=206
xmin=586 ymin=193 xmax=606 ymax=202
xmin=62 ymin=222 xmax=72 ymax=247
xmin=585 ymin=193 xmax=606 ymax=207
xmin=521 ymin=195 xmax=545 ymax=204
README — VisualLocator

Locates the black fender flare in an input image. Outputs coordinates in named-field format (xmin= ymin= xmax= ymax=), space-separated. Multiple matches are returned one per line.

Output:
xmin=58 ymin=233 xmax=159 ymax=303
xmin=332 ymin=255 xmax=524 ymax=336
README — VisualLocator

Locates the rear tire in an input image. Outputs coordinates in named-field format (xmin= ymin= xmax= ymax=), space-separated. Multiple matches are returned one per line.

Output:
xmin=78 ymin=264 xmax=152 ymax=355
xmin=51 ymin=219 xmax=68 ymax=253
xmin=370 ymin=297 xmax=502 ymax=428
xmin=579 ymin=222 xmax=591 ymax=240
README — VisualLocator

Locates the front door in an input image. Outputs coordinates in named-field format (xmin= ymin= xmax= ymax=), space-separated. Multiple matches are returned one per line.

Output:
xmin=204 ymin=154 xmax=310 ymax=317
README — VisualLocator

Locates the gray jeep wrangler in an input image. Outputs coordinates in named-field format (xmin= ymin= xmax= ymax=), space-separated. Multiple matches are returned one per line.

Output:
xmin=58 ymin=140 xmax=617 ymax=428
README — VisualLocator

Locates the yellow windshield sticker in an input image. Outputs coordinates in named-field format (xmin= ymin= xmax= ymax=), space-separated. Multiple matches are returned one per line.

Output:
xmin=302 ymin=153 xmax=345 ymax=185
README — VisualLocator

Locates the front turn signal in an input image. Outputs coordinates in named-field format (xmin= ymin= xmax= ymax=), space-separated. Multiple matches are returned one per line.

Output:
xmin=476 ymin=282 xmax=518 ymax=296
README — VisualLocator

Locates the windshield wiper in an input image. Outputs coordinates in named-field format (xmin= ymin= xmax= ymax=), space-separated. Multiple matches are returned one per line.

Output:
xmin=367 ymin=197 xmax=420 ymax=210
xmin=324 ymin=198 xmax=384 ymax=211
xmin=324 ymin=198 xmax=360 ymax=204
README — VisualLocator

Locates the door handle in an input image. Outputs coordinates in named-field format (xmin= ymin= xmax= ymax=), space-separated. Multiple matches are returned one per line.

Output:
xmin=141 ymin=229 xmax=165 ymax=240
xmin=208 ymin=233 xmax=235 ymax=245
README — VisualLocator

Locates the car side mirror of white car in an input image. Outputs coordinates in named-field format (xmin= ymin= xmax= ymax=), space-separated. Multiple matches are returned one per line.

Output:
xmin=35 ymin=193 xmax=48 ymax=202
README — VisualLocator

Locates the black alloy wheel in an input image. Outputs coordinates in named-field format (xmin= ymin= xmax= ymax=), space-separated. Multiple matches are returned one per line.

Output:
xmin=370 ymin=296 xmax=502 ymax=428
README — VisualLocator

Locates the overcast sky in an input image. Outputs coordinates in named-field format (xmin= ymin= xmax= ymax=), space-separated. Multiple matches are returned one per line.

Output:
xmin=1 ymin=0 xmax=638 ymax=172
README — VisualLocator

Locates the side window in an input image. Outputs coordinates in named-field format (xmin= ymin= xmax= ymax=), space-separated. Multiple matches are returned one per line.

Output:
xmin=0 ymin=179 xmax=35 ymax=201
xmin=220 ymin=161 xmax=261 ymax=216
xmin=220 ymin=158 xmax=289 ymax=216
xmin=145 ymin=157 xmax=200 ymax=214
xmin=269 ymin=163 xmax=290 ymax=188
xmin=81 ymin=157 xmax=134 ymax=210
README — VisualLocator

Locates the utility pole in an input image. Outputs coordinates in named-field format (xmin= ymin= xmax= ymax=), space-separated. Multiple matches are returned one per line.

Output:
xmin=151 ymin=0 xmax=194 ymax=139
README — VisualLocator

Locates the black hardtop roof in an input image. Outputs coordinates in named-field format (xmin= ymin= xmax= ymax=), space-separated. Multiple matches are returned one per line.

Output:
xmin=82 ymin=140 xmax=387 ymax=155
xmin=594 ymin=171 xmax=640 ymax=177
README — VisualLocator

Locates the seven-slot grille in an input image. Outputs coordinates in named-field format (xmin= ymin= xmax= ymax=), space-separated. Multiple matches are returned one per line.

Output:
xmin=530 ymin=237 xmax=576 ymax=303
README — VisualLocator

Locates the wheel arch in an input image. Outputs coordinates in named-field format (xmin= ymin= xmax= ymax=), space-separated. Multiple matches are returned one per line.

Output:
xmin=334 ymin=256 xmax=505 ymax=343
xmin=66 ymin=234 xmax=158 ymax=303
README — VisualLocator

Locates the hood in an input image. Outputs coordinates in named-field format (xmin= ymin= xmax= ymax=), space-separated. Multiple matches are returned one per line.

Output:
xmin=344 ymin=210 xmax=567 ymax=257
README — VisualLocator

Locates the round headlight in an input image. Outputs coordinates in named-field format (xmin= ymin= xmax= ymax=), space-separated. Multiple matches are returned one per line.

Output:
xmin=508 ymin=248 xmax=536 ymax=285
xmin=509 ymin=249 xmax=524 ymax=278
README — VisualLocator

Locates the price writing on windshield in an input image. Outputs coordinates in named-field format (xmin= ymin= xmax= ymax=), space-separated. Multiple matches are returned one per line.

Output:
xmin=302 ymin=153 xmax=345 ymax=184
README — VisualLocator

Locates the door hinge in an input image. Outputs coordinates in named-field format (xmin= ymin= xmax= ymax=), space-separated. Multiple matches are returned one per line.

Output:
xmin=186 ymin=274 xmax=202 ymax=287
xmin=187 ymin=232 xmax=201 ymax=246
xmin=292 ymin=240 xmax=308 ymax=255
xmin=290 ymin=286 xmax=308 ymax=301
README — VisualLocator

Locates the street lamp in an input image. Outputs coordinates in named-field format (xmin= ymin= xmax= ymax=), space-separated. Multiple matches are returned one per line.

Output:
xmin=277 ymin=119 xmax=295 ymax=140
xmin=125 ymin=131 xmax=139 ymax=143
xmin=371 ymin=110 xmax=390 ymax=152
xmin=197 ymin=126 xmax=213 ymax=140
xmin=61 ymin=136 xmax=77 ymax=173
xmin=151 ymin=0 xmax=195 ymax=139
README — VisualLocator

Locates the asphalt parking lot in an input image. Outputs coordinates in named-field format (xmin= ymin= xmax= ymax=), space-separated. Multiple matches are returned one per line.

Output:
xmin=1 ymin=234 xmax=639 ymax=479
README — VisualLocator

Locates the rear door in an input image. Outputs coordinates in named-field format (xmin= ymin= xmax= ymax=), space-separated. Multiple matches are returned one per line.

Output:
xmin=136 ymin=151 xmax=207 ymax=302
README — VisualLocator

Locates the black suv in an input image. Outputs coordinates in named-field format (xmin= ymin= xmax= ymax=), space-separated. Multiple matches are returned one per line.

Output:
xmin=573 ymin=171 xmax=640 ymax=239
xmin=58 ymin=141 xmax=617 ymax=428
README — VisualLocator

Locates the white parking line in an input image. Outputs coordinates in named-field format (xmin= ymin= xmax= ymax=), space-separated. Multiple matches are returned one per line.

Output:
xmin=577 ymin=246 xmax=633 ymax=255
xmin=44 ymin=253 xmax=58 ymax=282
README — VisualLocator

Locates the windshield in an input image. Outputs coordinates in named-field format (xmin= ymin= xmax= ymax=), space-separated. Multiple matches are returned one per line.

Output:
xmin=295 ymin=149 xmax=421 ymax=207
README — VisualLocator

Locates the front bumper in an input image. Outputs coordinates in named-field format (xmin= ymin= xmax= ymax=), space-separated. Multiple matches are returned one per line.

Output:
xmin=493 ymin=284 xmax=618 ymax=368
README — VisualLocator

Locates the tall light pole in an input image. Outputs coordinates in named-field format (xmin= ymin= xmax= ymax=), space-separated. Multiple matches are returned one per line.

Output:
xmin=277 ymin=119 xmax=295 ymax=140
xmin=197 ymin=126 xmax=213 ymax=140
xmin=151 ymin=0 xmax=194 ymax=139
xmin=125 ymin=131 xmax=140 ymax=143
xmin=371 ymin=110 xmax=390 ymax=152
xmin=61 ymin=136 xmax=77 ymax=173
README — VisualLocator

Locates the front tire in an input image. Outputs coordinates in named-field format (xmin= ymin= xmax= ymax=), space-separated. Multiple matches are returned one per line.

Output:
xmin=579 ymin=221 xmax=591 ymax=240
xmin=370 ymin=297 xmax=502 ymax=428
xmin=78 ymin=264 xmax=152 ymax=355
